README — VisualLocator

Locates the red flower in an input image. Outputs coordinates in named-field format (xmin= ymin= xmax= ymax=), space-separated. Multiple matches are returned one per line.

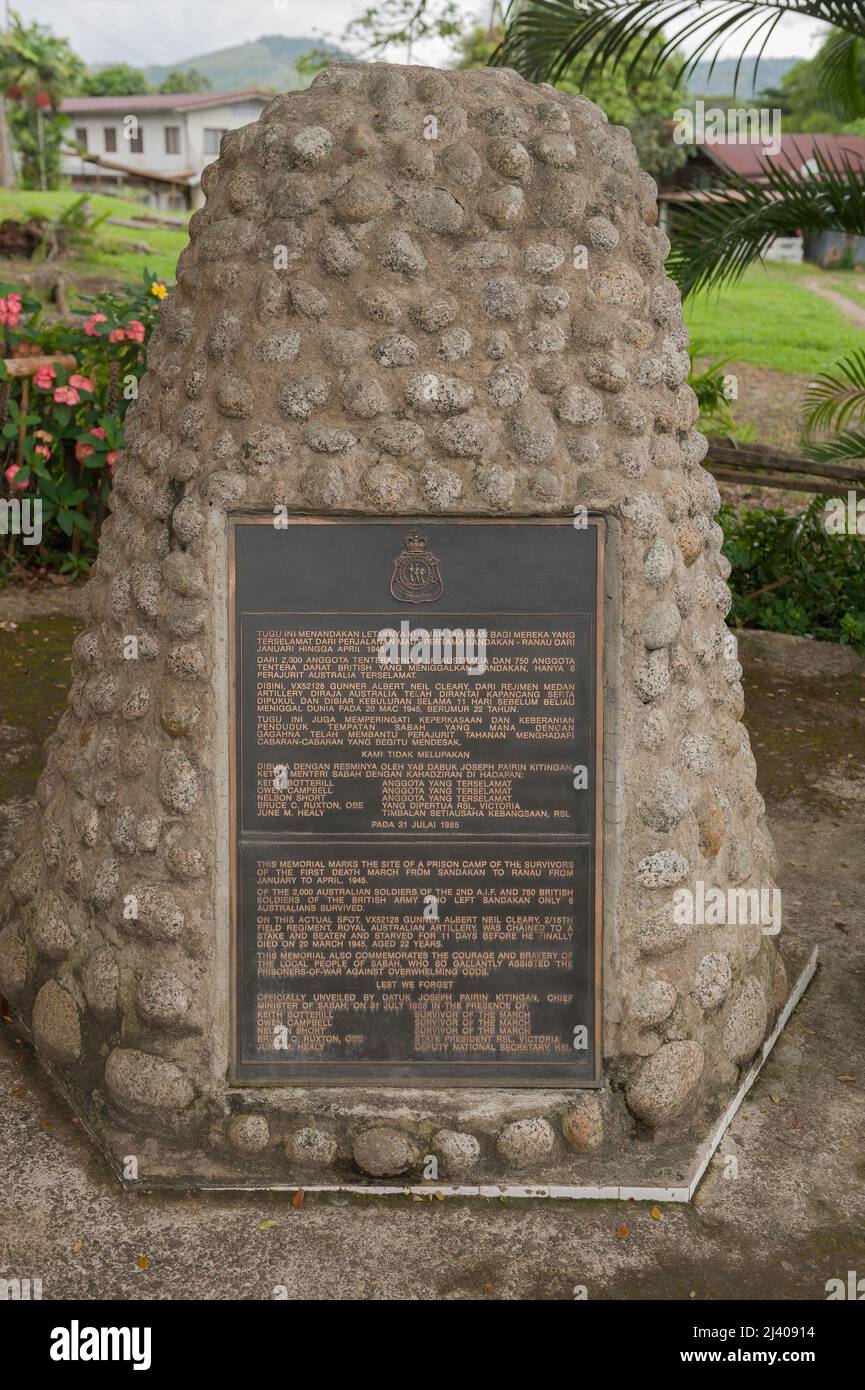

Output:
xmin=125 ymin=320 xmax=146 ymax=343
xmin=69 ymin=373 xmax=94 ymax=393
xmin=4 ymin=463 xmax=27 ymax=489
xmin=0 ymin=293 xmax=22 ymax=328
xmin=83 ymin=313 xmax=107 ymax=336
xmin=34 ymin=363 xmax=57 ymax=390
xmin=54 ymin=385 xmax=80 ymax=406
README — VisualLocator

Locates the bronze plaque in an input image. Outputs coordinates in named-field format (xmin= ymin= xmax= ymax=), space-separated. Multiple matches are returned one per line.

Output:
xmin=229 ymin=518 xmax=603 ymax=1085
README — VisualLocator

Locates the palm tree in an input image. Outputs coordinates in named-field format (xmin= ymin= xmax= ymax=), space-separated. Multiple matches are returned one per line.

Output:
xmin=0 ymin=10 xmax=83 ymax=190
xmin=494 ymin=3 xmax=865 ymax=459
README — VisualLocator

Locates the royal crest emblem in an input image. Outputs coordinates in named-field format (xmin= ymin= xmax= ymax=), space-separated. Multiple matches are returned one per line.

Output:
xmin=390 ymin=528 xmax=443 ymax=604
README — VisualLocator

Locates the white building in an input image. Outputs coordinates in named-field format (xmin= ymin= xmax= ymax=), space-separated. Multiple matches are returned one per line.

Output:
xmin=59 ymin=90 xmax=271 ymax=211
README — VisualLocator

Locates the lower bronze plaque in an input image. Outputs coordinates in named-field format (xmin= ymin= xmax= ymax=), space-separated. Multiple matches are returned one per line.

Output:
xmin=229 ymin=518 xmax=603 ymax=1085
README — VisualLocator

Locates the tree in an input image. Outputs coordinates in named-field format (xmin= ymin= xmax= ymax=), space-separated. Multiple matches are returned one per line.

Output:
xmin=344 ymin=0 xmax=463 ymax=64
xmin=0 ymin=10 xmax=84 ymax=190
xmin=159 ymin=67 xmax=211 ymax=94
xmin=495 ymin=1 xmax=865 ymax=461
xmin=461 ymin=18 xmax=686 ymax=178
xmin=79 ymin=63 xmax=150 ymax=97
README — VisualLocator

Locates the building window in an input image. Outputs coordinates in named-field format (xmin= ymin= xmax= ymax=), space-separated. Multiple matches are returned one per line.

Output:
xmin=75 ymin=127 xmax=88 ymax=151
xmin=204 ymin=127 xmax=227 ymax=157
xmin=129 ymin=128 xmax=144 ymax=154
xmin=165 ymin=126 xmax=180 ymax=155
xmin=104 ymin=127 xmax=117 ymax=153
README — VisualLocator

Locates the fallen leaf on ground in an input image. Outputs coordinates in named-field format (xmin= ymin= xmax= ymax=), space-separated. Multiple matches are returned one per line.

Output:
xmin=291 ymin=1189 xmax=304 ymax=1209
xmin=617 ymin=1225 xmax=630 ymax=1239
xmin=72 ymin=1241 xmax=82 ymax=1254
xmin=255 ymin=1219 xmax=277 ymax=1231
xmin=136 ymin=1256 xmax=149 ymax=1271
xmin=650 ymin=1206 xmax=663 ymax=1220
xmin=837 ymin=1076 xmax=857 ymax=1083
xmin=770 ymin=1093 xmax=781 ymax=1104
xmin=483 ymin=1283 xmax=494 ymax=1294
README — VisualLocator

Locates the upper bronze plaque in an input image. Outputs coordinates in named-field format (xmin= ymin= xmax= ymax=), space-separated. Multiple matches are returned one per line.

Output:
xmin=230 ymin=518 xmax=603 ymax=1086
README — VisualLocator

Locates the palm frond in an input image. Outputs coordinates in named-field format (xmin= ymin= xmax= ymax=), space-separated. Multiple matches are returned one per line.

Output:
xmin=803 ymin=350 xmax=865 ymax=433
xmin=804 ymin=427 xmax=865 ymax=464
xmin=495 ymin=1 xmax=865 ymax=100
xmin=813 ymin=28 xmax=865 ymax=119
xmin=668 ymin=142 xmax=865 ymax=296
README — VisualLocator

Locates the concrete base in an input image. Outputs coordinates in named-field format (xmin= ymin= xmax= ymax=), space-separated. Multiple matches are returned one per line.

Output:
xmin=25 ymin=942 xmax=812 ymax=1198
xmin=100 ymin=945 xmax=814 ymax=1199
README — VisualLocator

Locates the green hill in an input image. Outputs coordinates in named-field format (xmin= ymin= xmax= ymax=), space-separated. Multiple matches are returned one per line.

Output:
xmin=686 ymin=56 xmax=803 ymax=99
xmin=145 ymin=33 xmax=346 ymax=94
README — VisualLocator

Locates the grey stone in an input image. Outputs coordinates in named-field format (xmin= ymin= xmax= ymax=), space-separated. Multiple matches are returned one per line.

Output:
xmin=228 ymin=1114 xmax=270 ymax=1154
xmin=286 ymin=1126 xmax=339 ymax=1166
xmin=81 ymin=946 xmax=119 ymax=1018
xmin=561 ymin=1095 xmax=604 ymax=1151
xmin=636 ymin=850 xmax=689 ymax=889
xmin=136 ymin=970 xmax=190 ymax=1029
xmin=353 ymin=1127 xmax=419 ymax=1177
xmin=632 ymin=979 xmax=677 ymax=1027
xmin=626 ymin=1041 xmax=704 ymax=1125
xmin=641 ymin=600 xmax=682 ymax=650
xmin=431 ymin=1129 xmax=481 ymax=1176
xmin=694 ymin=953 xmax=732 ymax=1011
xmin=723 ymin=978 xmax=769 ymax=1063
xmin=496 ymin=1117 xmax=555 ymax=1169
xmin=0 ymin=925 xmax=27 ymax=996
xmin=32 ymin=980 xmax=81 ymax=1066
xmin=637 ymin=769 xmax=689 ymax=832
xmin=104 ymin=1047 xmax=194 ymax=1118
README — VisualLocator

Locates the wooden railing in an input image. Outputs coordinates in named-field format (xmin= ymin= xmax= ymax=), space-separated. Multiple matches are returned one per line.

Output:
xmin=705 ymin=436 xmax=865 ymax=495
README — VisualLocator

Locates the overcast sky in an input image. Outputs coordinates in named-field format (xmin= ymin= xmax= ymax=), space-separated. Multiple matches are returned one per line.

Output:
xmin=10 ymin=0 xmax=826 ymax=70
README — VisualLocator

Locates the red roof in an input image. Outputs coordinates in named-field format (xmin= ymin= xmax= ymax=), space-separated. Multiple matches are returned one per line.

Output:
xmin=61 ymin=90 xmax=270 ymax=115
xmin=704 ymin=133 xmax=865 ymax=179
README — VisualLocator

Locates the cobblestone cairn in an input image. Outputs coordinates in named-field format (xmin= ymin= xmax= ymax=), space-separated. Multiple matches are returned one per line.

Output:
xmin=0 ymin=63 xmax=792 ymax=1190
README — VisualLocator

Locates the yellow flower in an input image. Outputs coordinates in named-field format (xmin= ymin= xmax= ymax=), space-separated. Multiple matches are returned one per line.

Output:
xmin=150 ymin=281 xmax=168 ymax=299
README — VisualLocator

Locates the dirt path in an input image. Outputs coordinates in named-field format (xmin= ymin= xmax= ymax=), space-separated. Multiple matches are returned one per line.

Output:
xmin=803 ymin=276 xmax=865 ymax=331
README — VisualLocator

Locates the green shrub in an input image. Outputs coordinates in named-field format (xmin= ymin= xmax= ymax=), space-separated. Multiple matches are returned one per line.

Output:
xmin=720 ymin=500 xmax=865 ymax=651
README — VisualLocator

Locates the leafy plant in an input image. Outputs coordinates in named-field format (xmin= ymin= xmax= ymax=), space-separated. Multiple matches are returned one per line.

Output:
xmin=720 ymin=499 xmax=865 ymax=650
xmin=0 ymin=268 xmax=167 ymax=581
xmin=687 ymin=342 xmax=754 ymax=441
xmin=29 ymin=193 xmax=111 ymax=263
xmin=803 ymin=348 xmax=865 ymax=464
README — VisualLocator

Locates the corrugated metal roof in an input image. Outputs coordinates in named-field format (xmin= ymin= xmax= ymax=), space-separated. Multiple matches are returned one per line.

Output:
xmin=704 ymin=133 xmax=865 ymax=178
xmin=61 ymin=90 xmax=271 ymax=115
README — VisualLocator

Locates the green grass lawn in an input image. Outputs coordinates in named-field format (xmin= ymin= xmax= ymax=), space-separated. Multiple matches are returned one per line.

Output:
xmin=0 ymin=188 xmax=188 ymax=288
xmin=683 ymin=262 xmax=865 ymax=376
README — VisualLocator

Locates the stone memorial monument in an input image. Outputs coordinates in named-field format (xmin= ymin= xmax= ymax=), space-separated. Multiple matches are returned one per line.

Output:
xmin=0 ymin=62 xmax=811 ymax=1194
